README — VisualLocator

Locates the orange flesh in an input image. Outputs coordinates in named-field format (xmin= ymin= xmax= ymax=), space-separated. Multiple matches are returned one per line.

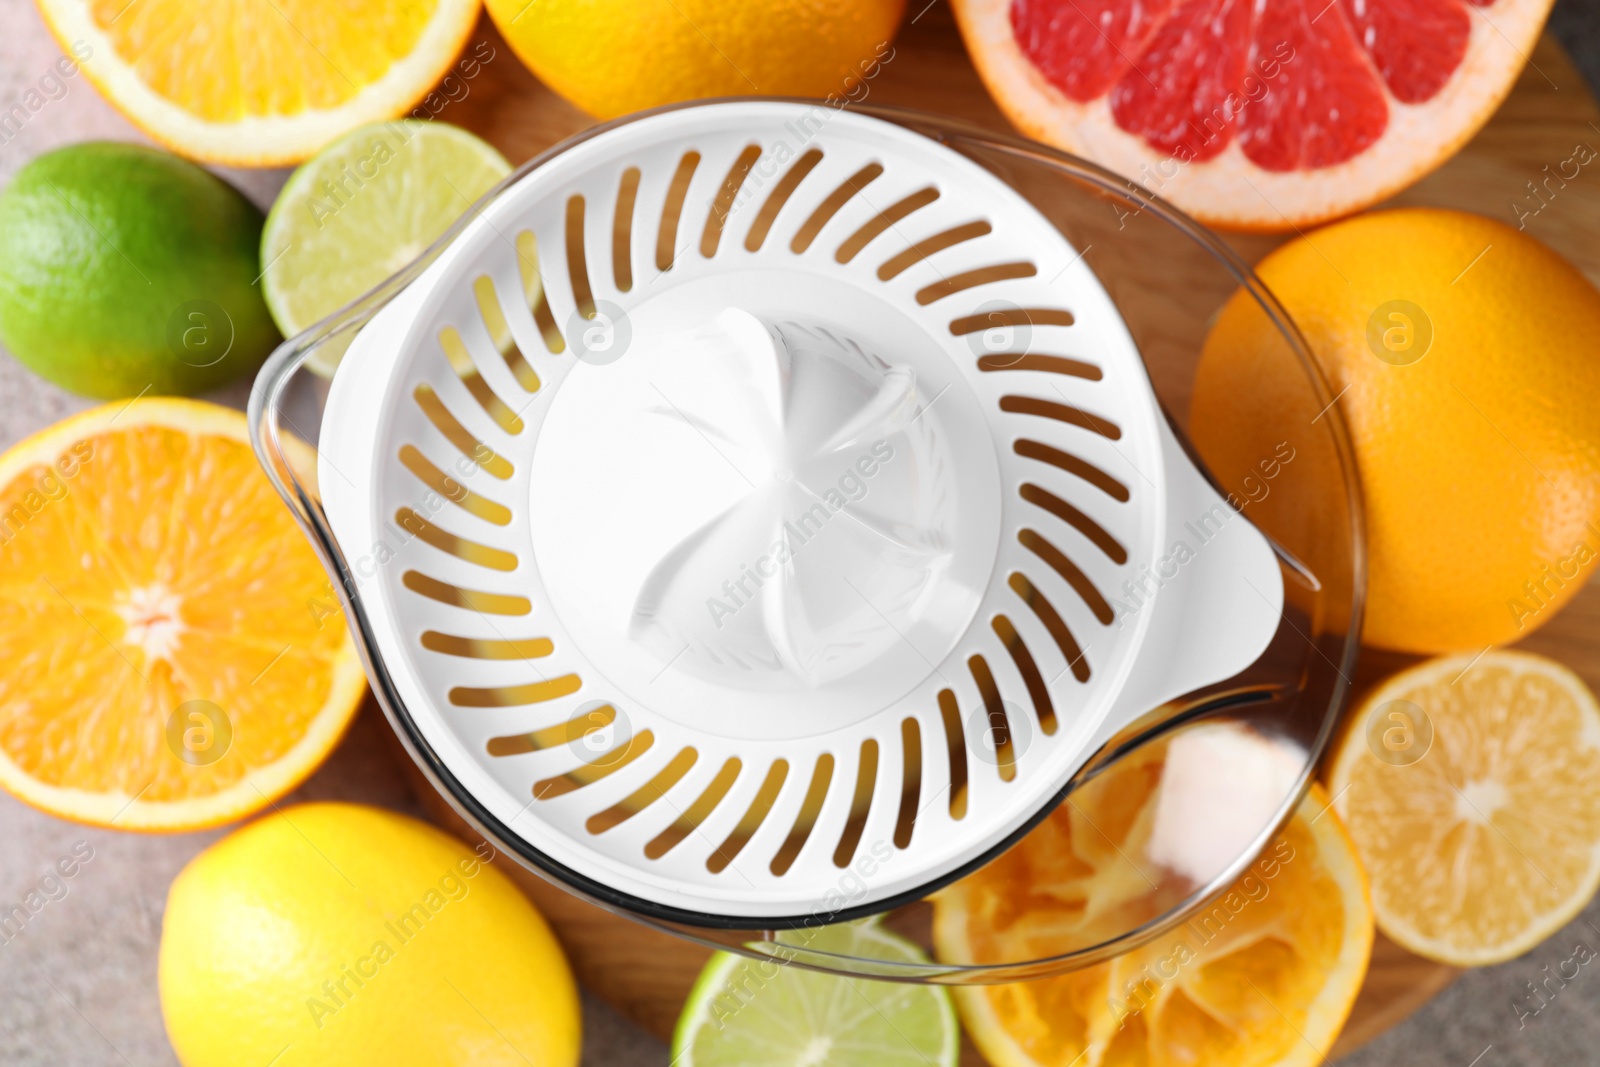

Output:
xmin=936 ymin=763 xmax=1372 ymax=1067
xmin=88 ymin=0 xmax=441 ymax=120
xmin=0 ymin=422 xmax=351 ymax=805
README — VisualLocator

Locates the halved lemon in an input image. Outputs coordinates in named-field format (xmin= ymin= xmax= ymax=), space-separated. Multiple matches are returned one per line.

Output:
xmin=0 ymin=399 xmax=365 ymax=831
xmin=34 ymin=0 xmax=483 ymax=165
xmin=934 ymin=775 xmax=1373 ymax=1067
xmin=1328 ymin=650 xmax=1600 ymax=966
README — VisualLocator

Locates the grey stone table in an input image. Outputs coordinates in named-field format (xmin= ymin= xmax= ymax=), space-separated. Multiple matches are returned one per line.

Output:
xmin=3 ymin=1 xmax=1600 ymax=1064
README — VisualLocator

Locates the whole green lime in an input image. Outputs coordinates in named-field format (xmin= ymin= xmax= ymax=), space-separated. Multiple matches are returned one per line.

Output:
xmin=0 ymin=142 xmax=280 ymax=399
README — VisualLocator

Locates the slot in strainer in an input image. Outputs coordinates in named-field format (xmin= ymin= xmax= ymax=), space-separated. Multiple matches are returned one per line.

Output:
xmin=305 ymin=101 xmax=1293 ymax=927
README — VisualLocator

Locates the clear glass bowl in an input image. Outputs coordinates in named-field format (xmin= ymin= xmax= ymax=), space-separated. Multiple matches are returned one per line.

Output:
xmin=249 ymin=101 xmax=1363 ymax=984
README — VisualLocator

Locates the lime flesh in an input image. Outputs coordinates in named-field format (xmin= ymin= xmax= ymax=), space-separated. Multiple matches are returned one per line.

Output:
xmin=672 ymin=922 xmax=959 ymax=1067
xmin=260 ymin=119 xmax=510 ymax=374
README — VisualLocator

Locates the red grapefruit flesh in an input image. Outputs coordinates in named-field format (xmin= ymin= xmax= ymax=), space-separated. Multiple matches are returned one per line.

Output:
xmin=958 ymin=0 xmax=1554 ymax=229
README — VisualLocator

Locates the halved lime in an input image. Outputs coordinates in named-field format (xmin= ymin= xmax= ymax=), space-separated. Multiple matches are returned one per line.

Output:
xmin=672 ymin=921 xmax=959 ymax=1067
xmin=260 ymin=119 xmax=510 ymax=375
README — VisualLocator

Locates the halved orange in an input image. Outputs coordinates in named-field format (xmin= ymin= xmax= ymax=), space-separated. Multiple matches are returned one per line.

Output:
xmin=34 ymin=0 xmax=483 ymax=165
xmin=0 ymin=399 xmax=365 ymax=831
xmin=934 ymin=768 xmax=1373 ymax=1067
xmin=951 ymin=0 xmax=1554 ymax=230
xmin=1329 ymin=651 xmax=1600 ymax=966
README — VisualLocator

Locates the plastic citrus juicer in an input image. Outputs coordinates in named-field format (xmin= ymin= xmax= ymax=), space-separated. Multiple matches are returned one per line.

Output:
xmin=250 ymin=101 xmax=1362 ymax=982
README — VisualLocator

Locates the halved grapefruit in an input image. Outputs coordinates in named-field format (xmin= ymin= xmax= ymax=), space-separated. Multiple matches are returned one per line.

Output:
xmin=952 ymin=0 xmax=1554 ymax=229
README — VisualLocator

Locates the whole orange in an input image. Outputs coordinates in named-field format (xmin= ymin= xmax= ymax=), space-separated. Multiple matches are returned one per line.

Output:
xmin=1191 ymin=209 xmax=1600 ymax=654
xmin=485 ymin=0 xmax=906 ymax=119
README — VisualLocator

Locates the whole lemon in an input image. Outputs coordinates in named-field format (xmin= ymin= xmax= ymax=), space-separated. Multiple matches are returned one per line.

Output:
xmin=1191 ymin=209 xmax=1600 ymax=654
xmin=159 ymin=803 xmax=580 ymax=1067
xmin=0 ymin=143 xmax=280 ymax=399
xmin=486 ymin=0 xmax=906 ymax=119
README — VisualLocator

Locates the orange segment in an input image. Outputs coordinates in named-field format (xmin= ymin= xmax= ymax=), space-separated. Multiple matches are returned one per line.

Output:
xmin=35 ymin=0 xmax=483 ymax=165
xmin=0 ymin=399 xmax=365 ymax=830
xmin=934 ymin=762 xmax=1373 ymax=1067
xmin=1328 ymin=650 xmax=1600 ymax=966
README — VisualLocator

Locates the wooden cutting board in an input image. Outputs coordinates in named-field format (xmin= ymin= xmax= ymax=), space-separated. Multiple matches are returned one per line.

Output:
xmin=410 ymin=4 xmax=1600 ymax=1060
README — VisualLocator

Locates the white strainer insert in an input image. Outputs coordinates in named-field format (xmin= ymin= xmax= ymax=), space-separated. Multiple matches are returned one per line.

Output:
xmin=319 ymin=102 xmax=1283 ymax=924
